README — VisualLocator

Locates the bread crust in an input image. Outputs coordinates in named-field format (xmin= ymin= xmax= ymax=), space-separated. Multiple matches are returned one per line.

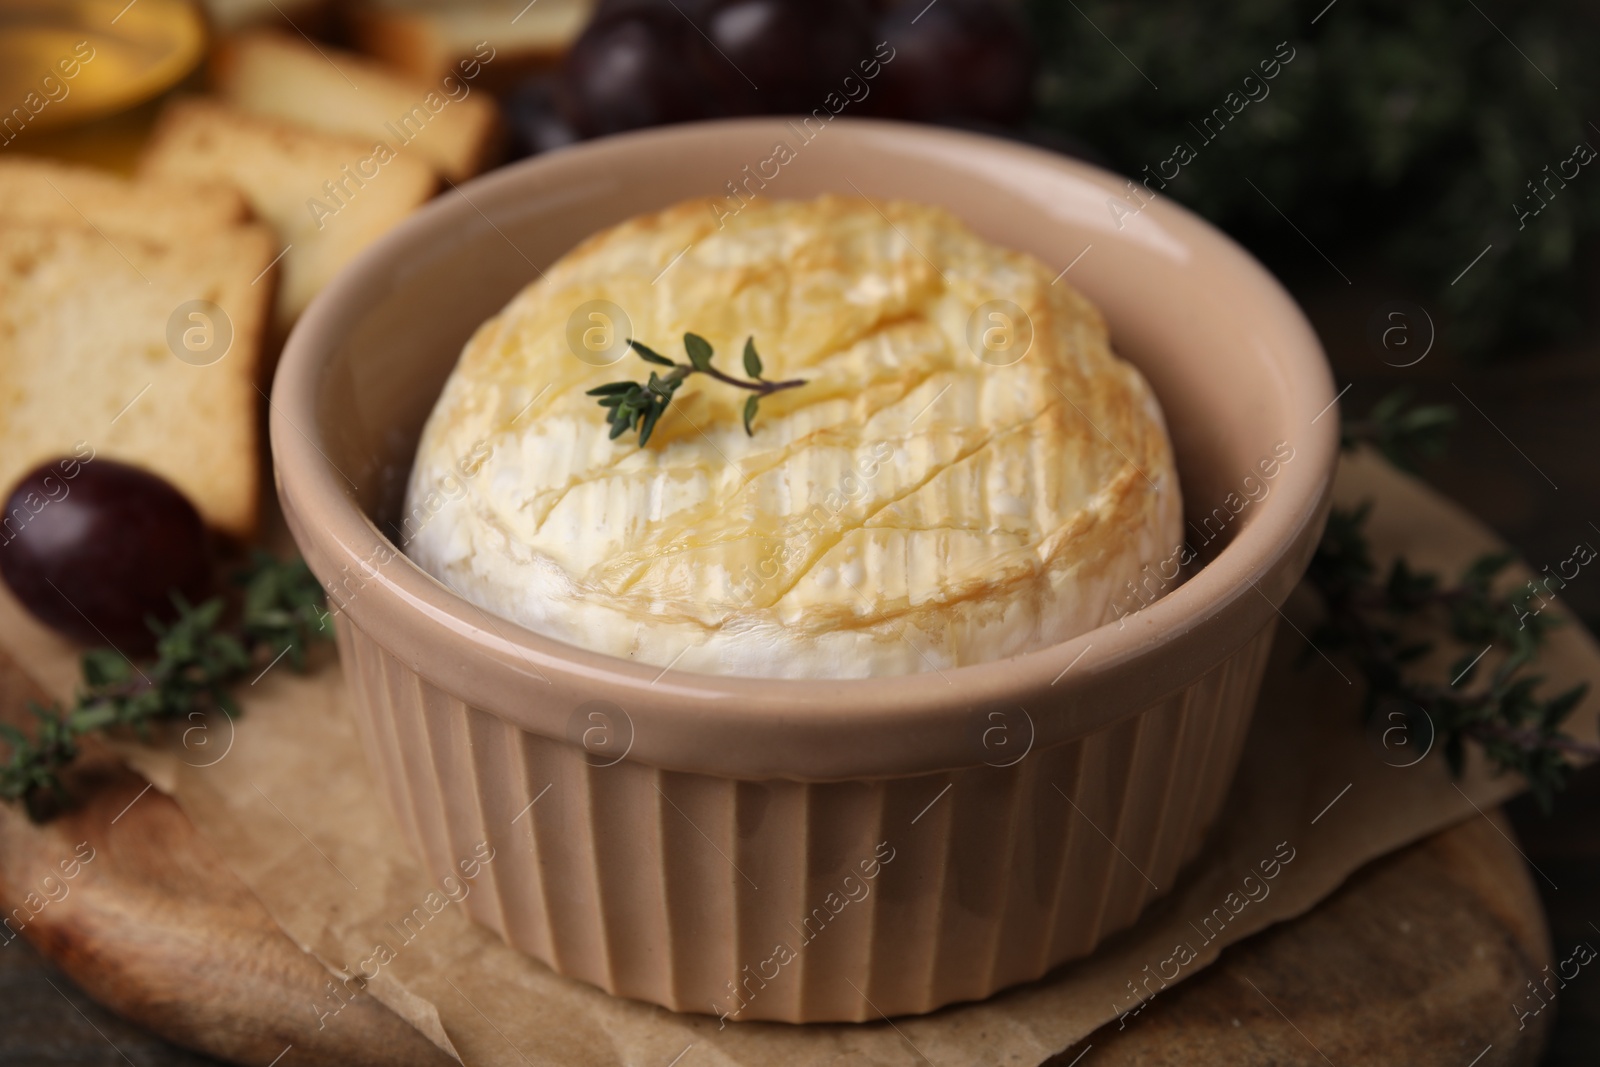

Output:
xmin=0 ymin=158 xmax=277 ymax=538
xmin=210 ymin=30 xmax=502 ymax=183
xmin=140 ymin=97 xmax=437 ymax=329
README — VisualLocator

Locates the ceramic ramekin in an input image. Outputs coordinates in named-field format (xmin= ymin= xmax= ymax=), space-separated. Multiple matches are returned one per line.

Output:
xmin=272 ymin=119 xmax=1338 ymax=1023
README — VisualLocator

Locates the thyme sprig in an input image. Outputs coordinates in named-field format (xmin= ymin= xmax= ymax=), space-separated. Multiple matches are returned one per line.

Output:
xmin=1312 ymin=391 xmax=1597 ymax=809
xmin=0 ymin=553 xmax=331 ymax=821
xmin=588 ymin=333 xmax=807 ymax=446
xmin=1338 ymin=388 xmax=1457 ymax=471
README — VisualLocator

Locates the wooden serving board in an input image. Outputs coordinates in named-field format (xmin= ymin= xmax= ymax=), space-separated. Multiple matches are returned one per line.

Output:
xmin=0 ymin=648 xmax=1552 ymax=1067
xmin=0 ymin=651 xmax=454 ymax=1067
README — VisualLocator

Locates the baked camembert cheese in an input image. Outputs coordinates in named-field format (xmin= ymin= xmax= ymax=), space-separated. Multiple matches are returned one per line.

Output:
xmin=403 ymin=197 xmax=1182 ymax=678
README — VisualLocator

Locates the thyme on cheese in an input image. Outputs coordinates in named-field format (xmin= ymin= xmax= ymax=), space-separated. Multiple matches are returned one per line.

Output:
xmin=588 ymin=334 xmax=807 ymax=446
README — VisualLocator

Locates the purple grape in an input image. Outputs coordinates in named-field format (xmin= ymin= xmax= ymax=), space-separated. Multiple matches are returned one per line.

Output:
xmin=0 ymin=457 xmax=212 ymax=649
xmin=559 ymin=10 xmax=720 ymax=136
xmin=503 ymin=76 xmax=583 ymax=159
xmin=871 ymin=0 xmax=1035 ymax=125
xmin=589 ymin=0 xmax=696 ymax=23
xmin=698 ymin=0 xmax=872 ymax=114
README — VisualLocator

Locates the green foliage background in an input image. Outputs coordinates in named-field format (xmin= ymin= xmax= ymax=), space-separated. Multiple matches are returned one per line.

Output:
xmin=1025 ymin=0 xmax=1598 ymax=358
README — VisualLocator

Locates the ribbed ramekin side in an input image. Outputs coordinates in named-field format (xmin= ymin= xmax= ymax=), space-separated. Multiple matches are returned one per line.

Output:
xmin=333 ymin=620 xmax=418 ymax=849
xmin=334 ymin=619 xmax=1278 ymax=1022
xmin=1188 ymin=620 xmax=1279 ymax=859
xmin=923 ymin=760 xmax=1032 ymax=1010
xmin=472 ymin=710 xmax=548 ymax=963
xmin=1037 ymin=619 xmax=1279 ymax=975
xmin=789 ymin=778 xmax=895 ymax=1021
xmin=729 ymin=777 xmax=815 ymax=1021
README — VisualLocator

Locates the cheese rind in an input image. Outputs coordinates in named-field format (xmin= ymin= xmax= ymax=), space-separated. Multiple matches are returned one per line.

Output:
xmin=404 ymin=197 xmax=1183 ymax=678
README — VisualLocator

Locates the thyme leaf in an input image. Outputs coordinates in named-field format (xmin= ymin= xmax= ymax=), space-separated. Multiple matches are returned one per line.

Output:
xmin=1311 ymin=390 xmax=1596 ymax=810
xmin=0 ymin=553 xmax=332 ymax=822
xmin=587 ymin=334 xmax=806 ymax=445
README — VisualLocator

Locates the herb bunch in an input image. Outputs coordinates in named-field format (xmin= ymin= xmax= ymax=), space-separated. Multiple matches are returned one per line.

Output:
xmin=588 ymin=333 xmax=807 ymax=446
xmin=0 ymin=554 xmax=331 ymax=821
xmin=1025 ymin=0 xmax=1600 ymax=359
xmin=1311 ymin=393 xmax=1597 ymax=809
xmin=1338 ymin=389 xmax=1457 ymax=471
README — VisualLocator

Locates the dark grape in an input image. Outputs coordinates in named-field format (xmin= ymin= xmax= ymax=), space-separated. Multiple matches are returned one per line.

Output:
xmin=503 ymin=76 xmax=583 ymax=159
xmin=0 ymin=457 xmax=212 ymax=649
xmin=871 ymin=0 xmax=1035 ymax=125
xmin=559 ymin=11 xmax=720 ymax=137
xmin=588 ymin=0 xmax=694 ymax=24
xmin=698 ymin=0 xmax=872 ymax=114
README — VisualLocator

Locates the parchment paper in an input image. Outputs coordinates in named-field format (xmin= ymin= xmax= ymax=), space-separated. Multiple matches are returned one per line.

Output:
xmin=2 ymin=450 xmax=1594 ymax=1066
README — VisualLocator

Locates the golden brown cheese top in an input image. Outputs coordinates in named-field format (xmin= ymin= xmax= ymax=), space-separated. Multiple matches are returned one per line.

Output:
xmin=404 ymin=196 xmax=1181 ymax=678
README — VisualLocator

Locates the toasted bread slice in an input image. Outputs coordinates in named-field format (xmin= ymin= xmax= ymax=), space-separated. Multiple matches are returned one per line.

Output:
xmin=349 ymin=0 xmax=593 ymax=84
xmin=140 ymin=97 xmax=436 ymax=328
xmin=212 ymin=31 xmax=500 ymax=183
xmin=0 ymin=216 xmax=276 ymax=539
xmin=0 ymin=156 xmax=250 ymax=236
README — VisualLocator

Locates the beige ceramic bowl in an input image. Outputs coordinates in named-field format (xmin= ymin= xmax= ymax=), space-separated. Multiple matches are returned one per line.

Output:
xmin=272 ymin=119 xmax=1338 ymax=1023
